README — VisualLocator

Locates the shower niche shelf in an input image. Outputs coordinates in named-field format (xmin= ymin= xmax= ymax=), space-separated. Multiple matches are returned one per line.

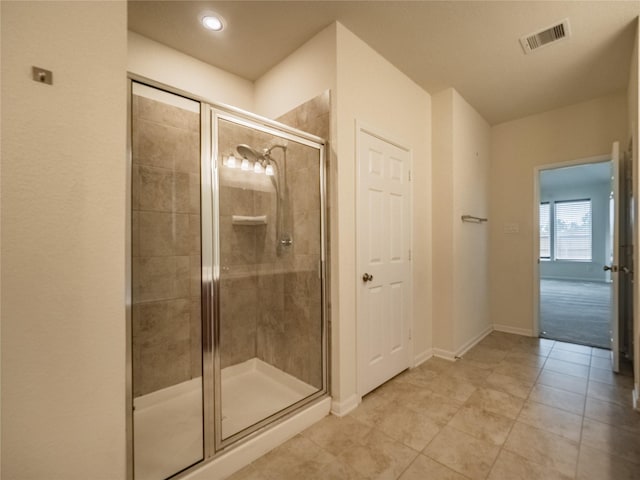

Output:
xmin=231 ymin=215 xmax=268 ymax=226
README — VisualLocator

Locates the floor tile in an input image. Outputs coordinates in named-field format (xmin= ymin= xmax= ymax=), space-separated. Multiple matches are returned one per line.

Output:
xmin=462 ymin=345 xmax=508 ymax=369
xmin=493 ymin=360 xmax=542 ymax=383
xmin=227 ymin=464 xmax=271 ymax=480
xmin=553 ymin=341 xmax=592 ymax=355
xmin=424 ymin=374 xmax=478 ymax=403
xmin=587 ymin=379 xmax=634 ymax=407
xmin=403 ymin=390 xmax=462 ymax=425
xmin=591 ymin=347 xmax=610 ymax=358
xmin=543 ymin=358 xmax=590 ymax=379
xmin=421 ymin=357 xmax=458 ymax=376
xmin=539 ymin=338 xmax=556 ymax=349
xmin=537 ymin=369 xmax=588 ymax=395
xmin=333 ymin=429 xmax=418 ymax=480
xmin=448 ymin=404 xmax=514 ymax=446
xmin=517 ymin=401 xmax=583 ymax=442
xmin=465 ymin=387 xmax=525 ymax=419
xmin=528 ymin=384 xmax=586 ymax=415
xmin=503 ymin=421 xmax=579 ymax=478
xmin=548 ymin=349 xmax=591 ymax=366
xmin=484 ymin=372 xmax=534 ymax=400
xmin=303 ymin=415 xmax=371 ymax=455
xmin=577 ymin=444 xmax=640 ymax=480
xmin=487 ymin=449 xmax=572 ymax=480
xmin=375 ymin=406 xmax=444 ymax=451
xmin=251 ymin=435 xmax=323 ymax=479
xmin=398 ymin=454 xmax=468 ymax=480
xmin=232 ymin=338 xmax=640 ymax=480
xmin=504 ymin=350 xmax=548 ymax=368
xmin=423 ymin=426 xmax=500 ymax=480
xmin=393 ymin=365 xmax=439 ymax=389
xmin=589 ymin=354 xmax=612 ymax=370
xmin=581 ymin=417 xmax=640 ymax=465
xmin=589 ymin=366 xmax=635 ymax=388
xmin=584 ymin=396 xmax=640 ymax=434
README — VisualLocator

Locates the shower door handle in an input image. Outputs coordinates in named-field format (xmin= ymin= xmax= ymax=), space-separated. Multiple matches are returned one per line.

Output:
xmin=362 ymin=273 xmax=373 ymax=282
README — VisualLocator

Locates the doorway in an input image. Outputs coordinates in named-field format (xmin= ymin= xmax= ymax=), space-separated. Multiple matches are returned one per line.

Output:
xmin=537 ymin=158 xmax=612 ymax=349
xmin=534 ymin=143 xmax=631 ymax=373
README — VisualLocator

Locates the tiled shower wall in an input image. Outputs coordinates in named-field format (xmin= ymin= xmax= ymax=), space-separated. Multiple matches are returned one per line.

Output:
xmin=131 ymin=94 xmax=201 ymax=398
xmin=131 ymin=90 xmax=329 ymax=397
xmin=218 ymin=91 xmax=330 ymax=389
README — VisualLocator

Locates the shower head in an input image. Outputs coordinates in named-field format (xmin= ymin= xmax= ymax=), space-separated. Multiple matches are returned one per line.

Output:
xmin=264 ymin=144 xmax=287 ymax=156
xmin=236 ymin=144 xmax=261 ymax=162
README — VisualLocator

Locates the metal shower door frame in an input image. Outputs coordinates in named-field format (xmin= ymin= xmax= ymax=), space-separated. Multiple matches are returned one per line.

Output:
xmin=209 ymin=107 xmax=329 ymax=451
xmin=126 ymin=73 xmax=330 ymax=479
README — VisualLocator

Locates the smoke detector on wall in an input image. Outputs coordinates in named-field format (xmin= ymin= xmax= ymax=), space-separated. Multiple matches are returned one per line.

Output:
xmin=520 ymin=18 xmax=571 ymax=54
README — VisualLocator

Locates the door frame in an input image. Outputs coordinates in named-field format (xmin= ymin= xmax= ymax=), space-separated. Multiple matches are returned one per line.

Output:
xmin=532 ymin=153 xmax=612 ymax=339
xmin=355 ymin=120 xmax=414 ymax=398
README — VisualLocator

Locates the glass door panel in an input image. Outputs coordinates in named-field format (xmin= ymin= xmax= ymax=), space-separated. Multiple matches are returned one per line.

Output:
xmin=131 ymin=82 xmax=204 ymax=480
xmin=215 ymin=115 xmax=324 ymax=441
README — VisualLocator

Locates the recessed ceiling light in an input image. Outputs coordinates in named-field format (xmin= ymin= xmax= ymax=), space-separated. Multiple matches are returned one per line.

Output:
xmin=202 ymin=14 xmax=224 ymax=31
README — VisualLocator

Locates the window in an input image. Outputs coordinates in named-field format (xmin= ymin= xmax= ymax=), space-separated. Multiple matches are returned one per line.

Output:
xmin=539 ymin=203 xmax=550 ymax=258
xmin=539 ymin=199 xmax=592 ymax=261
xmin=554 ymin=200 xmax=592 ymax=260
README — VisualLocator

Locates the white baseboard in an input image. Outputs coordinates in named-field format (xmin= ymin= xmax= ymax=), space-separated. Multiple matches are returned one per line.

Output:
xmin=633 ymin=384 xmax=639 ymax=411
xmin=413 ymin=349 xmax=433 ymax=367
xmin=330 ymin=393 xmax=360 ymax=417
xmin=433 ymin=326 xmax=494 ymax=361
xmin=185 ymin=397 xmax=331 ymax=480
xmin=432 ymin=348 xmax=457 ymax=361
xmin=456 ymin=325 xmax=494 ymax=358
xmin=493 ymin=324 xmax=534 ymax=337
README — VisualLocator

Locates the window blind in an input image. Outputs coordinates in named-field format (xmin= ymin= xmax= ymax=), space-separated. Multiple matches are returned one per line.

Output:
xmin=539 ymin=203 xmax=550 ymax=258
xmin=554 ymin=200 xmax=592 ymax=260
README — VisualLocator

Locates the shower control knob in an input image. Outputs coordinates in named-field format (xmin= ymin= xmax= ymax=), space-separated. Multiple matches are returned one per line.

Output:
xmin=362 ymin=273 xmax=373 ymax=282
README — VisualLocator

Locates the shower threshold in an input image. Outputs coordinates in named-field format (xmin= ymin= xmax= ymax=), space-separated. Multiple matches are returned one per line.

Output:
xmin=133 ymin=360 xmax=317 ymax=480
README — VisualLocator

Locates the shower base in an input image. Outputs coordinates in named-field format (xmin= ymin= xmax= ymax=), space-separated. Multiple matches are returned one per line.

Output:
xmin=133 ymin=377 xmax=203 ymax=480
xmin=133 ymin=359 xmax=317 ymax=480
xmin=221 ymin=358 xmax=318 ymax=438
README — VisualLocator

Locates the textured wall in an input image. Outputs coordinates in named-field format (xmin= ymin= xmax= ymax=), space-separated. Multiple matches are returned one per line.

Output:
xmin=1 ymin=2 xmax=127 ymax=477
xmin=131 ymin=93 xmax=202 ymax=397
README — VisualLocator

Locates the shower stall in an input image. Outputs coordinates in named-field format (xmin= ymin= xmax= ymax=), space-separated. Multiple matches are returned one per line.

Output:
xmin=128 ymin=80 xmax=328 ymax=480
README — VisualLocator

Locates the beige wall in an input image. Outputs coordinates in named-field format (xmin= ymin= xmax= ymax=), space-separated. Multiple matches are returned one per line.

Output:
xmin=335 ymin=23 xmax=432 ymax=410
xmin=128 ymin=31 xmax=253 ymax=111
xmin=490 ymin=92 xmax=628 ymax=336
xmin=432 ymin=88 xmax=491 ymax=355
xmin=1 ymin=1 xmax=127 ymax=478
xmin=254 ymin=24 xmax=337 ymax=119
xmin=627 ymin=18 xmax=639 ymax=400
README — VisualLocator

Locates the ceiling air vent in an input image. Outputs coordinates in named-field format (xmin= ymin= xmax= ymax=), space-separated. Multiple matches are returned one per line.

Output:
xmin=520 ymin=19 xmax=571 ymax=54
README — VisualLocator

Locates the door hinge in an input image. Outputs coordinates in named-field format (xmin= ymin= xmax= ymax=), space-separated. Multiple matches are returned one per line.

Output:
xmin=408 ymin=170 xmax=412 ymax=181
xmin=409 ymin=328 xmax=412 ymax=340
xmin=409 ymin=249 xmax=412 ymax=260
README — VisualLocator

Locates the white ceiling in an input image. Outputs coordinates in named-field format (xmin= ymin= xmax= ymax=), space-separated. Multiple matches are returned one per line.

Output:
xmin=128 ymin=1 xmax=639 ymax=125
xmin=540 ymin=161 xmax=612 ymax=191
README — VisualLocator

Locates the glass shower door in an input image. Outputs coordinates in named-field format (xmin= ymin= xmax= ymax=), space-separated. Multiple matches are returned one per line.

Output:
xmin=214 ymin=113 xmax=325 ymax=443
xmin=131 ymin=82 xmax=204 ymax=480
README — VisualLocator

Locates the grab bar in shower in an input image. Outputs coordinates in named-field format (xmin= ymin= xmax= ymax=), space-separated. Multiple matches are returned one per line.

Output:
xmin=461 ymin=215 xmax=488 ymax=223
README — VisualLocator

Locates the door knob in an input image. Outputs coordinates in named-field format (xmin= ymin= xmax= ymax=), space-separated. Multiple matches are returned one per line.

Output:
xmin=603 ymin=265 xmax=618 ymax=272
xmin=362 ymin=273 xmax=373 ymax=282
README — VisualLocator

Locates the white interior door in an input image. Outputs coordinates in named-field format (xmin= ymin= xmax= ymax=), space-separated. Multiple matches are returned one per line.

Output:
xmin=608 ymin=141 xmax=620 ymax=372
xmin=357 ymin=129 xmax=411 ymax=396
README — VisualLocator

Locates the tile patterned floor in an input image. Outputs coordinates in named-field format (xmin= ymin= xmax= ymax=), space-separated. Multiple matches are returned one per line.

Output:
xmin=228 ymin=332 xmax=639 ymax=480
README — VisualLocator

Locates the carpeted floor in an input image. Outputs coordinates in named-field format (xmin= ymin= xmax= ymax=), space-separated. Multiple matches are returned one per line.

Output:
xmin=540 ymin=279 xmax=611 ymax=349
